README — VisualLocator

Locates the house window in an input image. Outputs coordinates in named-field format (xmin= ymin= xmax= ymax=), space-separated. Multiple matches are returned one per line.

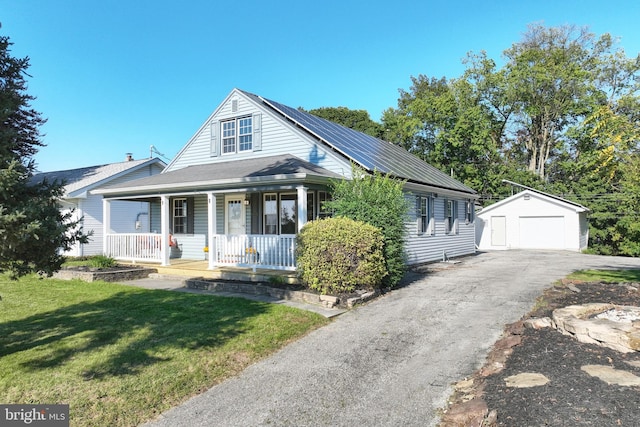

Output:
xmin=307 ymin=191 xmax=315 ymax=222
xmin=418 ymin=196 xmax=434 ymax=235
xmin=222 ymin=120 xmax=236 ymax=154
xmin=264 ymin=194 xmax=277 ymax=235
xmin=173 ymin=198 xmax=187 ymax=234
xmin=318 ymin=191 xmax=333 ymax=219
xmin=263 ymin=193 xmax=299 ymax=234
xmin=445 ymin=199 xmax=458 ymax=234
xmin=280 ymin=194 xmax=297 ymax=234
xmin=238 ymin=117 xmax=252 ymax=151
xmin=222 ymin=116 xmax=252 ymax=154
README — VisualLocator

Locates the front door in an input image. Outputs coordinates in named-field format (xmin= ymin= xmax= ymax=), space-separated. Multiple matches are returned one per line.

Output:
xmin=226 ymin=196 xmax=245 ymax=235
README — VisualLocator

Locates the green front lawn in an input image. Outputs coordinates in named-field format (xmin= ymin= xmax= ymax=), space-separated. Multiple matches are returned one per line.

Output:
xmin=0 ymin=276 xmax=329 ymax=426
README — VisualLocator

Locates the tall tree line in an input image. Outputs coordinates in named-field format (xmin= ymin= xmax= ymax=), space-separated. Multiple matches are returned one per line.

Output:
xmin=380 ymin=24 xmax=639 ymax=256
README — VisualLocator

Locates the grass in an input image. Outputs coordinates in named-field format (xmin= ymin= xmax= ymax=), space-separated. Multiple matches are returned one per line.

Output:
xmin=565 ymin=269 xmax=640 ymax=283
xmin=0 ymin=275 xmax=329 ymax=426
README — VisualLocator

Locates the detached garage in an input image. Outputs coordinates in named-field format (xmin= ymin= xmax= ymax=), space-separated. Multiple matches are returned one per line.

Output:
xmin=476 ymin=188 xmax=589 ymax=252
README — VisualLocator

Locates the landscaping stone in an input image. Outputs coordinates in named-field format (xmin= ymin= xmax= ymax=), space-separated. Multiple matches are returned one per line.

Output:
xmin=581 ymin=365 xmax=640 ymax=386
xmin=504 ymin=372 xmax=550 ymax=388
xmin=523 ymin=317 xmax=554 ymax=329
xmin=553 ymin=303 xmax=640 ymax=353
xmin=440 ymin=397 xmax=488 ymax=427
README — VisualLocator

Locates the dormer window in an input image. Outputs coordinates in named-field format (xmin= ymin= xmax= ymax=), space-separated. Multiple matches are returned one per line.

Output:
xmin=222 ymin=116 xmax=252 ymax=154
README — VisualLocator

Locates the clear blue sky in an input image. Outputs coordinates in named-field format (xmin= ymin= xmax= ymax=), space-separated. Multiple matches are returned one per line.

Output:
xmin=2 ymin=0 xmax=639 ymax=172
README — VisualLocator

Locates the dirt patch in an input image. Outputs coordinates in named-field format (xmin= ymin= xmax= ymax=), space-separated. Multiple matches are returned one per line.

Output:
xmin=440 ymin=281 xmax=640 ymax=426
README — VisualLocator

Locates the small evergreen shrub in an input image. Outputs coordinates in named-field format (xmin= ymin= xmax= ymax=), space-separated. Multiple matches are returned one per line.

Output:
xmin=296 ymin=217 xmax=387 ymax=294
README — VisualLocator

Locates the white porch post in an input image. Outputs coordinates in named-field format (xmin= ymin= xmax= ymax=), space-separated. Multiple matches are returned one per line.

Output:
xmin=160 ymin=195 xmax=170 ymax=266
xmin=102 ymin=198 xmax=111 ymax=256
xmin=207 ymin=192 xmax=217 ymax=269
xmin=297 ymin=185 xmax=308 ymax=232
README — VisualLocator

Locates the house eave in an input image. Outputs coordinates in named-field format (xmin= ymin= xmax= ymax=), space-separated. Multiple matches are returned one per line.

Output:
xmin=92 ymin=173 xmax=334 ymax=198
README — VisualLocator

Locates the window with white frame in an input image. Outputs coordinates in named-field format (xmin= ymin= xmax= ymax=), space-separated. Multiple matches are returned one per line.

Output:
xmin=418 ymin=195 xmax=434 ymax=235
xmin=263 ymin=193 xmax=300 ymax=234
xmin=318 ymin=191 xmax=333 ymax=219
xmin=264 ymin=194 xmax=278 ymax=235
xmin=445 ymin=199 xmax=458 ymax=234
xmin=222 ymin=116 xmax=252 ymax=154
xmin=173 ymin=198 xmax=187 ymax=234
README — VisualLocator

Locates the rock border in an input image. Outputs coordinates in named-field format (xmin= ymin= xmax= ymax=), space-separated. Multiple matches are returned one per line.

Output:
xmin=53 ymin=267 xmax=158 ymax=283
xmin=186 ymin=278 xmax=378 ymax=309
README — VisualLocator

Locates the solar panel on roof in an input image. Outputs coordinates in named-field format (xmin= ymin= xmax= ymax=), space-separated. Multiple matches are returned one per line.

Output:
xmin=260 ymin=97 xmax=475 ymax=194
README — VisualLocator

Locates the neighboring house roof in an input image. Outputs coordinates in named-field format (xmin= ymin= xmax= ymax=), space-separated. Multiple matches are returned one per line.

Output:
xmin=32 ymin=157 xmax=166 ymax=198
xmin=96 ymin=155 xmax=342 ymax=196
xmin=479 ymin=188 xmax=589 ymax=215
xmin=240 ymin=90 xmax=476 ymax=195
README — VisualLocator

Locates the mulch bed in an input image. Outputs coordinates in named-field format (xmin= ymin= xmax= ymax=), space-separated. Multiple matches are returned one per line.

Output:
xmin=441 ymin=282 xmax=640 ymax=426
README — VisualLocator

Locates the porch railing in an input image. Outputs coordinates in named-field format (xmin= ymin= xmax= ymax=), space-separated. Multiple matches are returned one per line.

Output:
xmin=105 ymin=233 xmax=162 ymax=263
xmin=211 ymin=234 xmax=296 ymax=271
xmin=105 ymin=233 xmax=297 ymax=270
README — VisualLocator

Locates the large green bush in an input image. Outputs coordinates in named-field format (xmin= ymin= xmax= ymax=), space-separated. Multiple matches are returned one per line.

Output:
xmin=325 ymin=166 xmax=410 ymax=287
xmin=296 ymin=217 xmax=387 ymax=294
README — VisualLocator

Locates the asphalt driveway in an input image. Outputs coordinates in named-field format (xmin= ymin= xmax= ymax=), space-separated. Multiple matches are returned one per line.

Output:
xmin=143 ymin=250 xmax=640 ymax=427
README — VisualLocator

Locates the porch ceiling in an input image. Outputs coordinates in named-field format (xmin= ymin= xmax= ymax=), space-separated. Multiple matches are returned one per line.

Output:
xmin=94 ymin=155 xmax=341 ymax=197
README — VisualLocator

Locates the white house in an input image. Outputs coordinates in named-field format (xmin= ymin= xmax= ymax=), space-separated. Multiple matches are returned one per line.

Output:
xmin=476 ymin=187 xmax=589 ymax=252
xmin=95 ymin=89 xmax=479 ymax=270
xmin=32 ymin=156 xmax=166 ymax=256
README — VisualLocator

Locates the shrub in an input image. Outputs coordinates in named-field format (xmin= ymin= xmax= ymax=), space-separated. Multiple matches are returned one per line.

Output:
xmin=296 ymin=217 xmax=387 ymax=294
xmin=325 ymin=166 xmax=410 ymax=287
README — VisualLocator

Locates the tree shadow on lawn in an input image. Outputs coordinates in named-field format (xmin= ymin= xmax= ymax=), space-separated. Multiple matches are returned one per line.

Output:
xmin=0 ymin=288 xmax=271 ymax=379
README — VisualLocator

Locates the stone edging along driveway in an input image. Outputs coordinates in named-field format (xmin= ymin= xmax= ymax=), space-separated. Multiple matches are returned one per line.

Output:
xmin=143 ymin=250 xmax=640 ymax=427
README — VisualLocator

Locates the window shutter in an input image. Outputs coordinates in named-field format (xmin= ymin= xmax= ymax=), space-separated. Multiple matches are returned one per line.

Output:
xmin=253 ymin=113 xmax=262 ymax=151
xmin=187 ymin=197 xmax=195 ymax=234
xmin=210 ymin=121 xmax=219 ymax=157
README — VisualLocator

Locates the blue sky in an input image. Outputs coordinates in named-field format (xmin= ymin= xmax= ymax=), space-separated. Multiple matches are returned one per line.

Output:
xmin=2 ymin=0 xmax=639 ymax=172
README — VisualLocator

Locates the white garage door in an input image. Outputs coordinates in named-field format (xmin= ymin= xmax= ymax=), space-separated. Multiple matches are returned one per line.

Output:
xmin=519 ymin=216 xmax=565 ymax=249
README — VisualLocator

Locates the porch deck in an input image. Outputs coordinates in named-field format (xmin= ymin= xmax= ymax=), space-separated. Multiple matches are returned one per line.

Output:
xmin=123 ymin=259 xmax=300 ymax=285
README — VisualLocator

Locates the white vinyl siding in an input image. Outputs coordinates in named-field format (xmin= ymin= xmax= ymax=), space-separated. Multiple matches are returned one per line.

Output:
xmin=405 ymin=195 xmax=476 ymax=265
xmin=165 ymin=91 xmax=351 ymax=177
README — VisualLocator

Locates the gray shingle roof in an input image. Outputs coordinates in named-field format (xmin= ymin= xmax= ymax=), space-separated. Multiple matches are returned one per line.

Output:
xmin=32 ymin=158 xmax=165 ymax=197
xmin=97 ymin=155 xmax=341 ymax=195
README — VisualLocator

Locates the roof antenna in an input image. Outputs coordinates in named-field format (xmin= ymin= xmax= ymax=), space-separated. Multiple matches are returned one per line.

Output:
xmin=150 ymin=145 xmax=171 ymax=161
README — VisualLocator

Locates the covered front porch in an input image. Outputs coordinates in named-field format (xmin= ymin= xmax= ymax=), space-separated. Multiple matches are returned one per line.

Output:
xmin=96 ymin=155 xmax=341 ymax=272
xmin=103 ymin=186 xmax=310 ymax=271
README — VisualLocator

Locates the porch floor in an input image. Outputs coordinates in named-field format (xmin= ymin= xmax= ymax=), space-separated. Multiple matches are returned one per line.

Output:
xmin=122 ymin=259 xmax=300 ymax=285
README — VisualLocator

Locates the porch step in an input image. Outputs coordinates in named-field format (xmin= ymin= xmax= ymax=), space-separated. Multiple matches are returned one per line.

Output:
xmin=147 ymin=273 xmax=192 ymax=282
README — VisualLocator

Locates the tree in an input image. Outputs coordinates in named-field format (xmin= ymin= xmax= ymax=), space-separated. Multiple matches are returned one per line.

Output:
xmin=304 ymin=106 xmax=385 ymax=138
xmin=381 ymin=74 xmax=537 ymax=200
xmin=502 ymin=24 xmax=610 ymax=180
xmin=0 ymin=31 xmax=87 ymax=278
xmin=325 ymin=166 xmax=409 ymax=288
